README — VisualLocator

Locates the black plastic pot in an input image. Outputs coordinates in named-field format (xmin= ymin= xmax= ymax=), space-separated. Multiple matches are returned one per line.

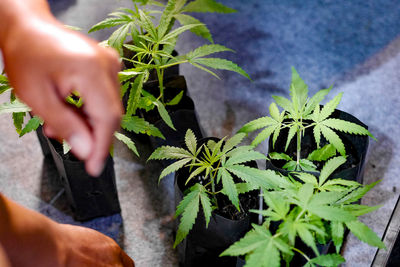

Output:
xmin=268 ymin=108 xmax=369 ymax=184
xmin=372 ymin=196 xmax=400 ymax=266
xmin=174 ymin=137 xmax=260 ymax=267
xmin=36 ymin=127 xmax=121 ymax=221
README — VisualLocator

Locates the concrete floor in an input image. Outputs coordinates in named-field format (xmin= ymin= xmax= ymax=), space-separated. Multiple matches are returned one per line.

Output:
xmin=1 ymin=0 xmax=400 ymax=266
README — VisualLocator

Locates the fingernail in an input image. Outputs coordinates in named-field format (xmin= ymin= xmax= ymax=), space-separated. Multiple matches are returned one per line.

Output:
xmin=88 ymin=160 xmax=105 ymax=177
xmin=68 ymin=134 xmax=92 ymax=159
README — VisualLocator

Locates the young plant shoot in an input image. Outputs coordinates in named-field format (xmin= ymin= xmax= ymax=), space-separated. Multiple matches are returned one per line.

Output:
xmin=221 ymin=156 xmax=385 ymax=266
xmin=90 ymin=0 xmax=250 ymax=140
xmin=239 ymin=67 xmax=374 ymax=172
xmin=148 ymin=129 xmax=276 ymax=247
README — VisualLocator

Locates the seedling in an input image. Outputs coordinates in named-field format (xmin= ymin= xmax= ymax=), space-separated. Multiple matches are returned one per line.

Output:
xmin=90 ymin=0 xmax=250 ymax=134
xmin=239 ymin=67 xmax=374 ymax=171
xmin=149 ymin=129 xmax=272 ymax=247
xmin=221 ymin=157 xmax=385 ymax=266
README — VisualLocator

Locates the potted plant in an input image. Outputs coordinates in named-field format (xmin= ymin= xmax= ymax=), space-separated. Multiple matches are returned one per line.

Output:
xmin=221 ymin=157 xmax=385 ymax=266
xmin=89 ymin=0 xmax=250 ymax=150
xmin=239 ymin=67 xmax=374 ymax=184
xmin=0 ymin=73 xmax=130 ymax=221
xmin=149 ymin=129 xmax=273 ymax=266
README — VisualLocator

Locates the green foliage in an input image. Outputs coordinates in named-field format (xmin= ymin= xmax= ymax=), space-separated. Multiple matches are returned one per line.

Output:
xmin=239 ymin=67 xmax=374 ymax=171
xmin=114 ymin=132 xmax=139 ymax=156
xmin=222 ymin=158 xmax=384 ymax=266
xmin=149 ymin=129 xmax=269 ymax=246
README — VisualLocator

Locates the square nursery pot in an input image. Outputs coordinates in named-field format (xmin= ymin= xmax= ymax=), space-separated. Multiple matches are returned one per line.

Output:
xmin=372 ymin=196 xmax=400 ymax=266
xmin=267 ymin=108 xmax=370 ymax=184
xmin=36 ymin=127 xmax=121 ymax=221
xmin=123 ymin=75 xmax=204 ymax=151
xmin=174 ymin=137 xmax=261 ymax=267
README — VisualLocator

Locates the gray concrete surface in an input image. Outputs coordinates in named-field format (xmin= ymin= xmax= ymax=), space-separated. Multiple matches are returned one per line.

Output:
xmin=1 ymin=0 xmax=400 ymax=266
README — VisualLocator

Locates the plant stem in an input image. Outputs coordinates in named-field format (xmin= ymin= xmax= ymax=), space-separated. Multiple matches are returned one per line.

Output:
xmin=156 ymin=67 xmax=164 ymax=103
xmin=159 ymin=60 xmax=189 ymax=69
xmin=296 ymin=129 xmax=301 ymax=168
xmin=292 ymin=247 xmax=311 ymax=262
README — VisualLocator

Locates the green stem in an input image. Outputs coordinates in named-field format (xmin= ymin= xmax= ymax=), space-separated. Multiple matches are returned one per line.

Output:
xmin=159 ymin=60 xmax=189 ymax=69
xmin=296 ymin=129 xmax=301 ymax=168
xmin=156 ymin=67 xmax=164 ymax=103
xmin=292 ymin=247 xmax=311 ymax=262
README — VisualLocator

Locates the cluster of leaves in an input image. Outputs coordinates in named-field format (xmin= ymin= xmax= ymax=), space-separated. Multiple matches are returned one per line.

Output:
xmin=0 ymin=74 xmax=42 ymax=137
xmin=90 ymin=0 xmax=250 ymax=154
xmin=221 ymin=156 xmax=385 ymax=266
xmin=149 ymin=129 xmax=272 ymax=247
xmin=0 ymin=73 xmax=139 ymax=156
xmin=239 ymin=67 xmax=374 ymax=172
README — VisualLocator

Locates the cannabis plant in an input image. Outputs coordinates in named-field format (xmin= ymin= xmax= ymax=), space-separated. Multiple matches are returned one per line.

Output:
xmin=149 ymin=129 xmax=274 ymax=247
xmin=0 ymin=73 xmax=139 ymax=156
xmin=90 ymin=0 xmax=249 ymax=136
xmin=221 ymin=156 xmax=385 ymax=266
xmin=239 ymin=67 xmax=374 ymax=172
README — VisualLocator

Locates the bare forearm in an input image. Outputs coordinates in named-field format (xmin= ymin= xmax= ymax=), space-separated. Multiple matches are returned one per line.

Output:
xmin=0 ymin=0 xmax=54 ymax=49
xmin=0 ymin=193 xmax=63 ymax=266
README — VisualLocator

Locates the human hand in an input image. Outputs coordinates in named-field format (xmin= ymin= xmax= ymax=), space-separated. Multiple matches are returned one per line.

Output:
xmin=57 ymin=224 xmax=134 ymax=267
xmin=0 ymin=4 xmax=122 ymax=176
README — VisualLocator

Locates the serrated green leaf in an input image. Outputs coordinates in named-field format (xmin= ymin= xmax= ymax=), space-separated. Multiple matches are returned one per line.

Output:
xmin=346 ymin=220 xmax=385 ymax=249
xmin=19 ymin=116 xmax=41 ymax=137
xmin=186 ymin=44 xmax=234 ymax=60
xmin=319 ymin=156 xmax=346 ymax=186
xmin=297 ymin=223 xmax=318 ymax=255
xmin=238 ymin=116 xmax=276 ymax=134
xmin=299 ymin=159 xmax=318 ymax=172
xmin=174 ymin=14 xmax=213 ymax=42
xmin=290 ymin=67 xmax=308 ymax=112
xmin=220 ymin=168 xmax=239 ymax=210
xmin=108 ymin=23 xmax=131 ymax=50
xmin=269 ymin=102 xmax=280 ymax=121
xmin=308 ymin=204 xmax=356 ymax=222
xmin=236 ymin=182 xmax=260 ymax=194
xmin=226 ymin=165 xmax=277 ymax=190
xmin=174 ymin=184 xmax=202 ymax=247
xmin=313 ymin=124 xmax=321 ymax=148
xmin=298 ymin=183 xmax=314 ymax=206
xmin=166 ymin=90 xmax=184 ymax=106
xmin=269 ymin=152 xmax=292 ymax=161
xmin=294 ymin=172 xmax=318 ymax=185
xmin=285 ymin=124 xmax=298 ymax=151
xmin=89 ymin=17 xmax=129 ymax=33
xmin=148 ymin=145 xmax=192 ymax=160
xmin=263 ymin=192 xmax=289 ymax=220
xmin=320 ymin=125 xmax=346 ymax=156
xmin=184 ymin=129 xmax=197 ymax=155
xmin=322 ymin=118 xmax=375 ymax=140
xmin=183 ymin=0 xmax=236 ymax=13
xmin=0 ymin=101 xmax=31 ymax=114
xmin=114 ymin=132 xmax=139 ymax=156
xmin=222 ymin=132 xmax=245 ymax=153
xmin=199 ymin=188 xmax=212 ymax=227
xmin=126 ymin=74 xmax=144 ymax=116
xmin=251 ymin=125 xmax=276 ymax=147
xmin=191 ymin=58 xmax=250 ymax=80
xmin=337 ymin=181 xmax=380 ymax=204
xmin=190 ymin=62 xmax=220 ymax=79
xmin=282 ymin=160 xmax=297 ymax=171
xmin=225 ymin=150 xmax=265 ymax=166
xmin=307 ymin=144 xmax=337 ymax=161
xmin=121 ymin=115 xmax=164 ymax=138
xmin=318 ymin=93 xmax=342 ymax=121
xmin=160 ymin=24 xmax=203 ymax=44
xmin=158 ymin=0 xmax=177 ymax=38
xmin=344 ymin=204 xmax=382 ymax=217
xmin=310 ymin=254 xmax=345 ymax=266
xmin=220 ymin=229 xmax=266 ymax=256
xmin=331 ymin=221 xmax=345 ymax=253
xmin=304 ymin=86 xmax=332 ymax=116
xmin=12 ymin=112 xmax=25 ymax=134
xmin=154 ymin=100 xmax=175 ymax=130
xmin=272 ymin=95 xmax=293 ymax=113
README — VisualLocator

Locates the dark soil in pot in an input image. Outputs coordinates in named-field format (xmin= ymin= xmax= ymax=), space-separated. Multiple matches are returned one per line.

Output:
xmin=174 ymin=137 xmax=261 ymax=267
xmin=268 ymin=108 xmax=369 ymax=184
xmin=37 ymin=128 xmax=121 ymax=221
